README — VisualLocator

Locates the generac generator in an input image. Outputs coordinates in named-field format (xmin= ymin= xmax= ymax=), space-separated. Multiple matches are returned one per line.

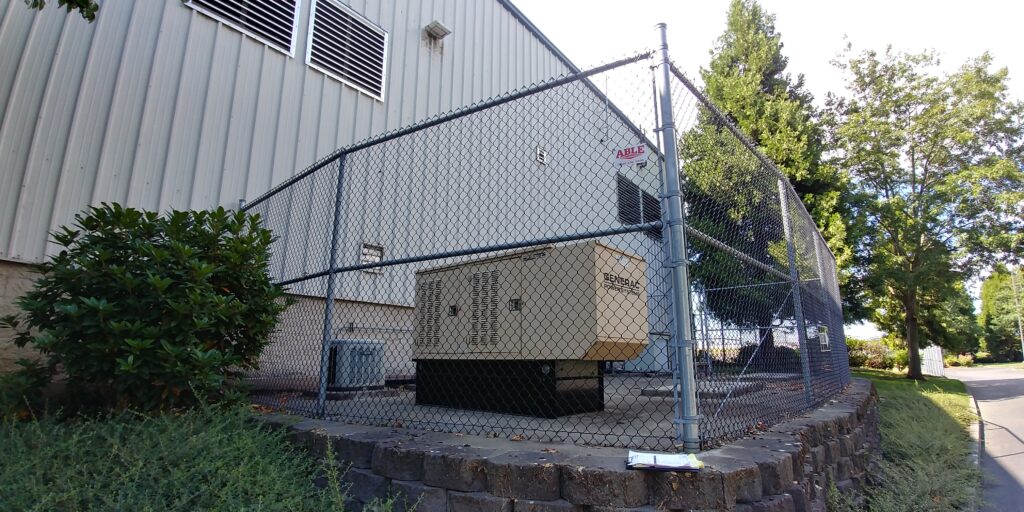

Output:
xmin=412 ymin=240 xmax=649 ymax=417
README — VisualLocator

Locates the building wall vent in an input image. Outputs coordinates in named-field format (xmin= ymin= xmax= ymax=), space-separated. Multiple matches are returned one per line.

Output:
xmin=308 ymin=0 xmax=389 ymax=100
xmin=186 ymin=0 xmax=299 ymax=55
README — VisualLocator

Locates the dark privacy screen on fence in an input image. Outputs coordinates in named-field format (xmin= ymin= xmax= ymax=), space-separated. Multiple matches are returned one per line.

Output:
xmin=242 ymin=48 xmax=850 ymax=451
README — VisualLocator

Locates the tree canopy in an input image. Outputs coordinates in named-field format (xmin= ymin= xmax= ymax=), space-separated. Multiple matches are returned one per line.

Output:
xmin=827 ymin=47 xmax=1024 ymax=378
xmin=979 ymin=267 xmax=1024 ymax=361
xmin=24 ymin=0 xmax=98 ymax=21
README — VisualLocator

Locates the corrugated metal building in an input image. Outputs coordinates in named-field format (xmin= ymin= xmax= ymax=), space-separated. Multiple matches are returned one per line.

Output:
xmin=0 ymin=0 xmax=575 ymax=264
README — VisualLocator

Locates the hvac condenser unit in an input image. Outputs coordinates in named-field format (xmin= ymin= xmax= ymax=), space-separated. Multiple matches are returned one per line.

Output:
xmin=327 ymin=339 xmax=385 ymax=390
xmin=412 ymin=241 xmax=649 ymax=417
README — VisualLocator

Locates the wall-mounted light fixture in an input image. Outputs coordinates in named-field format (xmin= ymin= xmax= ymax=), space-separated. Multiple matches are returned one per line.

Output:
xmin=424 ymin=20 xmax=451 ymax=41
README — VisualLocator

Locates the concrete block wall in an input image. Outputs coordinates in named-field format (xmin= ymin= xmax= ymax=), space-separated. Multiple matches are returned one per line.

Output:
xmin=267 ymin=378 xmax=880 ymax=511
xmin=0 ymin=259 xmax=40 ymax=373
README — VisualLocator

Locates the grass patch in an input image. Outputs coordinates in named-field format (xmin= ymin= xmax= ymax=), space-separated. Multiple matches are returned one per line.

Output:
xmin=0 ymin=406 xmax=362 ymax=511
xmin=973 ymin=361 xmax=1024 ymax=369
xmin=830 ymin=369 xmax=979 ymax=511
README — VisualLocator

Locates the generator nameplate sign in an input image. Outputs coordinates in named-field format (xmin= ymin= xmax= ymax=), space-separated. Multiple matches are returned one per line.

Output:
xmin=612 ymin=144 xmax=647 ymax=166
xmin=602 ymin=272 xmax=642 ymax=296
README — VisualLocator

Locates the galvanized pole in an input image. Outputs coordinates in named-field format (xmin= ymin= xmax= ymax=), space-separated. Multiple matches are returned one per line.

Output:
xmin=654 ymin=23 xmax=700 ymax=452
xmin=317 ymin=155 xmax=348 ymax=417
xmin=1010 ymin=267 xmax=1024 ymax=363
xmin=778 ymin=179 xmax=814 ymax=406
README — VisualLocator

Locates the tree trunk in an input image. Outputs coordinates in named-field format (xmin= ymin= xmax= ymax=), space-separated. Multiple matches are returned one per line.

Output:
xmin=757 ymin=326 xmax=775 ymax=369
xmin=903 ymin=288 xmax=924 ymax=380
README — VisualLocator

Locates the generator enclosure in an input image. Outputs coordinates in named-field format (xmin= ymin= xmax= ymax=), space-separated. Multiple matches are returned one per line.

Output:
xmin=412 ymin=241 xmax=649 ymax=417
xmin=412 ymin=240 xmax=650 ymax=361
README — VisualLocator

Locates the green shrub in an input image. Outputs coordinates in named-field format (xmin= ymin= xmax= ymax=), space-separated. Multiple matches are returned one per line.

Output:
xmin=0 ymin=204 xmax=287 ymax=412
xmin=847 ymin=349 xmax=868 ymax=368
xmin=891 ymin=348 xmax=909 ymax=370
xmin=0 ymin=360 xmax=50 ymax=421
xmin=974 ymin=350 xmax=993 ymax=363
xmin=956 ymin=353 xmax=975 ymax=367
xmin=0 ymin=406 xmax=353 ymax=511
xmin=944 ymin=354 xmax=960 ymax=367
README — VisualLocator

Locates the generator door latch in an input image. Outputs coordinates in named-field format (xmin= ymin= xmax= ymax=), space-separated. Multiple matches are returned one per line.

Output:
xmin=448 ymin=305 xmax=458 ymax=317
xmin=509 ymin=298 xmax=522 ymax=312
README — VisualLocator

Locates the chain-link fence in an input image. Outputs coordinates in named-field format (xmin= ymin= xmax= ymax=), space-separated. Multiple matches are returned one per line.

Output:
xmin=242 ymin=36 xmax=849 ymax=451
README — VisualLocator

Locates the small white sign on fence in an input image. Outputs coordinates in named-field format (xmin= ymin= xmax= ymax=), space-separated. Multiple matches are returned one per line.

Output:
xmin=613 ymin=144 xmax=647 ymax=166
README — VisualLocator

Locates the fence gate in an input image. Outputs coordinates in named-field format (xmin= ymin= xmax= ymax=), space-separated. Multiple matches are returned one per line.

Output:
xmin=242 ymin=25 xmax=850 ymax=451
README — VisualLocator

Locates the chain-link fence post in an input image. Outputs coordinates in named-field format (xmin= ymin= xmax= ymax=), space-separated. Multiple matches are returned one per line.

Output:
xmin=777 ymin=179 xmax=813 ymax=406
xmin=317 ymin=155 xmax=347 ymax=417
xmin=655 ymin=23 xmax=700 ymax=451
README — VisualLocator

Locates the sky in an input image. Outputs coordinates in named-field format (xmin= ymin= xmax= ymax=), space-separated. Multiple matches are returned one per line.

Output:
xmin=510 ymin=0 xmax=1024 ymax=106
xmin=511 ymin=0 xmax=1023 ymax=337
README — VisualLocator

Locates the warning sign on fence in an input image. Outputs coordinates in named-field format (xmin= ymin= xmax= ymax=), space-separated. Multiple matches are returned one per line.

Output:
xmin=612 ymin=144 xmax=647 ymax=166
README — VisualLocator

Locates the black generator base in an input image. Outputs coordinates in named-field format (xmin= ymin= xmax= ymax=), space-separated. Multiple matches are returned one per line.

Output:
xmin=415 ymin=360 xmax=604 ymax=418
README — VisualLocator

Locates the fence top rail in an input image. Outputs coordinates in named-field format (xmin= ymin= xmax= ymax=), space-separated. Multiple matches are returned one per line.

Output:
xmin=241 ymin=51 xmax=655 ymax=212
xmin=668 ymin=62 xmax=838 ymax=265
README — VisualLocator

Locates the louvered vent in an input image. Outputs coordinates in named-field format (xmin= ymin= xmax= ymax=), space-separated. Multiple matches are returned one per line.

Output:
xmin=308 ymin=0 xmax=388 ymax=99
xmin=469 ymin=270 xmax=500 ymax=346
xmin=415 ymin=280 xmax=442 ymax=347
xmin=187 ymin=0 xmax=298 ymax=54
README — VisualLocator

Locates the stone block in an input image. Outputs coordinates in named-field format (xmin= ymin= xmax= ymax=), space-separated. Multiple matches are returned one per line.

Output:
xmin=702 ymin=453 xmax=762 ymax=504
xmin=422 ymin=445 xmax=495 ymax=492
xmin=341 ymin=467 xmax=389 ymax=504
xmin=484 ymin=451 xmax=563 ymax=500
xmin=786 ymin=485 xmax=809 ymax=512
xmin=448 ymin=491 xmax=514 ymax=512
xmin=333 ymin=430 xmax=403 ymax=469
xmin=713 ymin=445 xmax=793 ymax=497
xmin=825 ymin=440 xmax=840 ymax=465
xmin=809 ymin=446 xmax=826 ymax=472
xmin=835 ymin=457 xmax=854 ymax=482
xmin=559 ymin=455 xmax=648 ymax=507
xmin=390 ymin=479 xmax=447 ymax=512
xmin=514 ymin=499 xmax=581 ymax=512
xmin=372 ymin=439 xmax=427 ymax=481
xmin=648 ymin=469 xmax=727 ymax=510
xmin=752 ymin=494 xmax=796 ymax=512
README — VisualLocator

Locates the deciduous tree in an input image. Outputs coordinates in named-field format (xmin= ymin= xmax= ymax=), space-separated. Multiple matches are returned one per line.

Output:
xmin=827 ymin=48 xmax=1024 ymax=379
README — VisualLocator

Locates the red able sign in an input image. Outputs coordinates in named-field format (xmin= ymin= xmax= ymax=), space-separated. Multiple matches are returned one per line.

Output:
xmin=613 ymin=145 xmax=647 ymax=166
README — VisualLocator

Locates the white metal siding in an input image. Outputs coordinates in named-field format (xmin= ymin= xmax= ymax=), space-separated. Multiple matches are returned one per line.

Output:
xmin=0 ymin=0 xmax=569 ymax=263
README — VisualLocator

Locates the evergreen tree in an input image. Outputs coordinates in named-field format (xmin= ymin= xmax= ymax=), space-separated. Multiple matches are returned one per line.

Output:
xmin=699 ymin=0 xmax=861 ymax=319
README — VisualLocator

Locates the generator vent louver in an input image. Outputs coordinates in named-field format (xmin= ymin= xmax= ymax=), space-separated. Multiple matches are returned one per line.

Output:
xmin=415 ymin=279 xmax=442 ymax=347
xmin=469 ymin=270 xmax=500 ymax=346
xmin=309 ymin=0 xmax=388 ymax=99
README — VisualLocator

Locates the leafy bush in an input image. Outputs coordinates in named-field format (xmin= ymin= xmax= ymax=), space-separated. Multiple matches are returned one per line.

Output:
xmin=944 ymin=353 xmax=975 ymax=367
xmin=0 ymin=406 xmax=355 ymax=511
xmin=847 ymin=338 xmax=907 ymax=370
xmin=974 ymin=351 xmax=993 ymax=363
xmin=0 ymin=360 xmax=50 ymax=421
xmin=891 ymin=349 xmax=909 ymax=370
xmin=1 ymin=204 xmax=287 ymax=412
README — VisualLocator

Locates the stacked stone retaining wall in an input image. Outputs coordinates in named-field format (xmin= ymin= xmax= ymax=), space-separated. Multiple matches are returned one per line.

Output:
xmin=265 ymin=378 xmax=879 ymax=511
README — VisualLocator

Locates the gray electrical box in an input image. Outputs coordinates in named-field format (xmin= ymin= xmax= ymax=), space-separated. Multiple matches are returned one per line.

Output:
xmin=328 ymin=339 xmax=385 ymax=390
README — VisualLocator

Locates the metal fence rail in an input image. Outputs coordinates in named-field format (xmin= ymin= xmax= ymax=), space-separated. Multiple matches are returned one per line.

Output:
xmin=243 ymin=27 xmax=849 ymax=451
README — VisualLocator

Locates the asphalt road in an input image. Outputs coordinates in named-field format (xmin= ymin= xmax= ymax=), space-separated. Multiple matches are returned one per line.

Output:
xmin=947 ymin=366 xmax=1024 ymax=512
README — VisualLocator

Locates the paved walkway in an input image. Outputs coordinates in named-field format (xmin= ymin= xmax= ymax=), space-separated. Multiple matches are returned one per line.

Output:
xmin=947 ymin=366 xmax=1024 ymax=512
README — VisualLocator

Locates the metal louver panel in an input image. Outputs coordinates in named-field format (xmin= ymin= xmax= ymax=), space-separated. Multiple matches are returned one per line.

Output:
xmin=308 ymin=0 xmax=388 ymax=99
xmin=469 ymin=270 xmax=500 ymax=346
xmin=187 ymin=0 xmax=298 ymax=54
xmin=416 ymin=280 xmax=442 ymax=347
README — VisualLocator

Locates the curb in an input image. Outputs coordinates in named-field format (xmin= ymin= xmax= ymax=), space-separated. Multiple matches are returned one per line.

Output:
xmin=965 ymin=386 xmax=984 ymax=512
